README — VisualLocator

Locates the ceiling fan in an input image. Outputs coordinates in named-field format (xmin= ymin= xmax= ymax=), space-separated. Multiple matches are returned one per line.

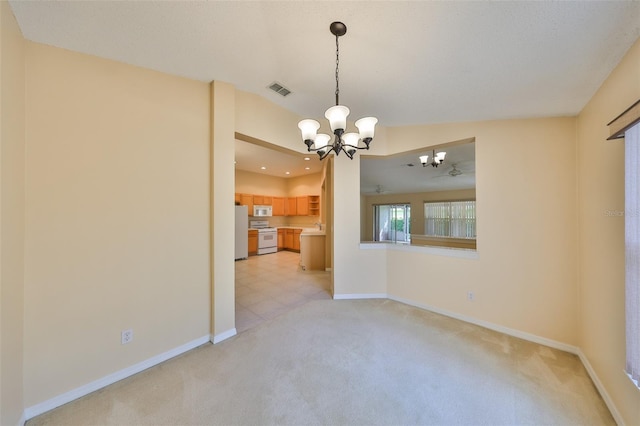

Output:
xmin=363 ymin=184 xmax=390 ymax=195
xmin=432 ymin=163 xmax=473 ymax=179
xmin=448 ymin=164 xmax=463 ymax=177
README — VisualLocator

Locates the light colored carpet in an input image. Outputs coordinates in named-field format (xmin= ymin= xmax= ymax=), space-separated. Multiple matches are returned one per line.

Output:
xmin=27 ymin=299 xmax=614 ymax=425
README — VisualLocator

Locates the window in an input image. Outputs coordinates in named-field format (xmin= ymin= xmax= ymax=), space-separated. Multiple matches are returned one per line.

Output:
xmin=424 ymin=200 xmax=476 ymax=239
xmin=611 ymin=99 xmax=640 ymax=389
xmin=373 ymin=204 xmax=411 ymax=243
xmin=625 ymin=122 xmax=640 ymax=388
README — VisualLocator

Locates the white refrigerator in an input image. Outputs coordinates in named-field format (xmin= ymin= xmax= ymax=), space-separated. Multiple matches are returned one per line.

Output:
xmin=235 ymin=205 xmax=248 ymax=260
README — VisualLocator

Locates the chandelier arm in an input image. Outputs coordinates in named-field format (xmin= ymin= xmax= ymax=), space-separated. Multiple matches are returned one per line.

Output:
xmin=343 ymin=147 xmax=355 ymax=160
xmin=318 ymin=148 xmax=332 ymax=160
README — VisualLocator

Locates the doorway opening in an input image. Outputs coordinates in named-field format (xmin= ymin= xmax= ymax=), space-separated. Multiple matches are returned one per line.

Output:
xmin=373 ymin=204 xmax=411 ymax=243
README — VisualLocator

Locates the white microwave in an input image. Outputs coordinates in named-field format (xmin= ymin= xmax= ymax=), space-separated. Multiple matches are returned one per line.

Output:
xmin=253 ymin=205 xmax=272 ymax=217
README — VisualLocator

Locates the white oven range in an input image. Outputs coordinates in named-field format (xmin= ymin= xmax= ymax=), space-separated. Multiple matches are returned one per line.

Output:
xmin=250 ymin=220 xmax=277 ymax=255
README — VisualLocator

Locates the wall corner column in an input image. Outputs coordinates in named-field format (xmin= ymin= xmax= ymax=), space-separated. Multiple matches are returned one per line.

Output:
xmin=210 ymin=81 xmax=236 ymax=342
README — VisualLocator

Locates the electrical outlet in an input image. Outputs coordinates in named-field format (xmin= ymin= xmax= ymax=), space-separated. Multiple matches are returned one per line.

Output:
xmin=121 ymin=329 xmax=133 ymax=345
xmin=467 ymin=291 xmax=474 ymax=301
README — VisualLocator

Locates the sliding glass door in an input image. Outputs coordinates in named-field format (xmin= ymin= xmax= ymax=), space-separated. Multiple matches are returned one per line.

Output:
xmin=373 ymin=204 xmax=411 ymax=243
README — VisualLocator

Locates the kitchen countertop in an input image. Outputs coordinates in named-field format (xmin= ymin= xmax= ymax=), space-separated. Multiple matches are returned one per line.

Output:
xmin=300 ymin=229 xmax=325 ymax=236
xmin=275 ymin=226 xmax=325 ymax=236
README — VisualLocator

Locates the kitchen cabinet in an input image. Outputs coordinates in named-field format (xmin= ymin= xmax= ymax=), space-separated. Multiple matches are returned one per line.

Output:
xmin=235 ymin=192 xmax=318 ymax=217
xmin=285 ymin=197 xmax=297 ymax=216
xmin=300 ymin=234 xmax=326 ymax=271
xmin=248 ymin=230 xmax=258 ymax=256
xmin=294 ymin=195 xmax=320 ymax=216
xmin=308 ymin=195 xmax=320 ymax=216
xmin=253 ymin=195 xmax=273 ymax=206
xmin=293 ymin=229 xmax=302 ymax=251
xmin=238 ymin=193 xmax=254 ymax=213
xmin=282 ymin=228 xmax=302 ymax=252
xmin=277 ymin=229 xmax=284 ymax=250
xmin=296 ymin=196 xmax=309 ymax=216
xmin=284 ymin=229 xmax=294 ymax=249
xmin=272 ymin=197 xmax=285 ymax=216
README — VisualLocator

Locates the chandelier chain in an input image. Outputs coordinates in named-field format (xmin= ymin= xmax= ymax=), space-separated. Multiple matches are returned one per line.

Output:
xmin=335 ymin=34 xmax=340 ymax=106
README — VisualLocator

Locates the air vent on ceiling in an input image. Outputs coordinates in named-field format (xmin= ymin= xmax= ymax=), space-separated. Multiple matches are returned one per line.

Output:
xmin=268 ymin=82 xmax=292 ymax=97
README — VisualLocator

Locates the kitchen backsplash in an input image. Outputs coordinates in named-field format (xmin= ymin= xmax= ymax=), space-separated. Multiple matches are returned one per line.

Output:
xmin=247 ymin=215 xmax=320 ymax=228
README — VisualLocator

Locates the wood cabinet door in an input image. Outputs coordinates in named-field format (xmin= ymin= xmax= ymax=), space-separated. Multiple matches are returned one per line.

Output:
xmin=296 ymin=196 xmax=309 ymax=216
xmin=263 ymin=196 xmax=273 ymax=206
xmin=240 ymin=194 xmax=254 ymax=213
xmin=248 ymin=230 xmax=258 ymax=255
xmin=284 ymin=229 xmax=294 ymax=249
xmin=272 ymin=197 xmax=285 ymax=216
xmin=253 ymin=195 xmax=264 ymax=205
xmin=277 ymin=229 xmax=284 ymax=249
xmin=293 ymin=229 xmax=302 ymax=251
xmin=285 ymin=197 xmax=297 ymax=216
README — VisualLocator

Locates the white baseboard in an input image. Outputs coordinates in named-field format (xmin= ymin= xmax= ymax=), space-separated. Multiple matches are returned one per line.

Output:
xmin=388 ymin=295 xmax=579 ymax=354
xmin=20 ymin=298 xmax=624 ymax=426
xmin=212 ymin=328 xmax=237 ymax=343
xmin=576 ymin=349 xmax=624 ymax=426
xmin=23 ymin=335 xmax=210 ymax=421
xmin=333 ymin=293 xmax=388 ymax=300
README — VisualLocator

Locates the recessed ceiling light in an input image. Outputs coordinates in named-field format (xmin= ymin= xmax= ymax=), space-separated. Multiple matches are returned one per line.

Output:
xmin=304 ymin=157 xmax=310 ymax=161
xmin=285 ymin=171 xmax=290 ymax=175
xmin=261 ymin=166 xmax=266 ymax=170
xmin=304 ymin=167 xmax=310 ymax=170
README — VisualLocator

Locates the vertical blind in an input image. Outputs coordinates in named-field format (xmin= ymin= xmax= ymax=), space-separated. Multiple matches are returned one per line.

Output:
xmin=424 ymin=201 xmax=476 ymax=239
xmin=626 ymin=123 xmax=640 ymax=387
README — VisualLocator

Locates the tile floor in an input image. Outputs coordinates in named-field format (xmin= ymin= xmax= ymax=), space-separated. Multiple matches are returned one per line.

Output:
xmin=235 ymin=250 xmax=332 ymax=333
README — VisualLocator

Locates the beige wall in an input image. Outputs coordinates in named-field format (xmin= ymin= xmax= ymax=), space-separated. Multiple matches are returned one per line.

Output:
xmin=577 ymin=38 xmax=640 ymax=425
xmin=235 ymin=169 xmax=322 ymax=203
xmin=0 ymin=3 xmax=25 ymax=425
xmin=235 ymin=169 xmax=288 ymax=196
xmin=23 ymin=43 xmax=211 ymax=407
xmin=362 ymin=188 xmax=476 ymax=241
xmin=287 ymin=172 xmax=322 ymax=197
xmin=382 ymin=117 xmax=578 ymax=344
xmin=333 ymin=154 xmax=388 ymax=296
xmin=235 ymin=91 xmax=304 ymax=154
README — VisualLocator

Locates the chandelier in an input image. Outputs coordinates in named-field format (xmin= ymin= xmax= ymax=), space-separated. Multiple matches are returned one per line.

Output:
xmin=298 ymin=22 xmax=378 ymax=160
xmin=419 ymin=150 xmax=447 ymax=167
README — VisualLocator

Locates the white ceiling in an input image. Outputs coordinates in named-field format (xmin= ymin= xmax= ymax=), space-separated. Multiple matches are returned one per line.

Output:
xmin=9 ymin=0 xmax=640 ymax=190
xmin=361 ymin=142 xmax=476 ymax=195
xmin=235 ymin=139 xmax=323 ymax=178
